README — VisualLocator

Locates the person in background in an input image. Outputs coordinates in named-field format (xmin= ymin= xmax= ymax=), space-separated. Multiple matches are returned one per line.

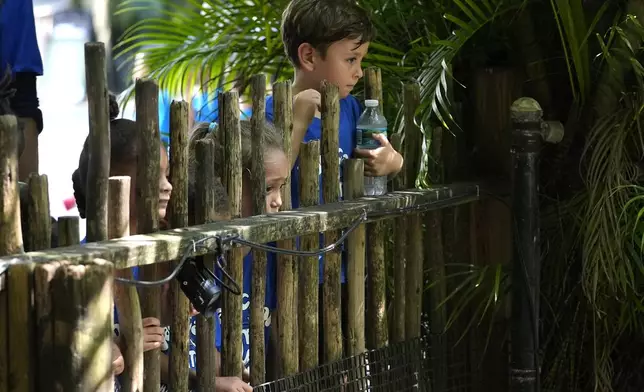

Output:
xmin=71 ymin=94 xmax=172 ymax=390
xmin=187 ymin=119 xmax=288 ymax=384
xmin=0 ymin=0 xmax=44 ymax=181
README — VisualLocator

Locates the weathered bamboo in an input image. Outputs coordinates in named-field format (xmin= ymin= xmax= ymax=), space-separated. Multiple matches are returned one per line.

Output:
xmin=54 ymin=260 xmax=114 ymax=391
xmin=364 ymin=67 xmax=383 ymax=113
xmin=427 ymin=126 xmax=447 ymax=391
xmin=57 ymin=217 xmax=80 ymax=247
xmin=249 ymin=74 xmax=268 ymax=384
xmin=367 ymin=220 xmax=388 ymax=349
xmin=84 ymin=42 xmax=110 ymax=243
xmin=109 ymin=176 xmax=144 ymax=392
xmin=26 ymin=174 xmax=51 ymax=251
xmin=135 ymin=78 xmax=162 ymax=391
xmin=298 ymin=141 xmax=320 ymax=371
xmin=343 ymin=159 xmax=366 ymax=355
xmin=167 ymin=100 xmax=191 ymax=392
xmin=404 ymin=83 xmax=423 ymax=339
xmin=0 ymin=110 xmax=22 ymax=392
xmin=194 ymin=139 xmax=217 ymax=391
xmin=221 ymin=91 xmax=244 ymax=378
xmin=390 ymin=134 xmax=406 ymax=343
xmin=7 ymin=263 xmax=35 ymax=391
xmin=320 ymin=81 xmax=342 ymax=363
xmin=34 ymin=261 xmax=61 ymax=390
xmin=0 ymin=113 xmax=22 ymax=256
xmin=1 ymin=185 xmax=481 ymax=269
xmin=273 ymin=80 xmax=298 ymax=377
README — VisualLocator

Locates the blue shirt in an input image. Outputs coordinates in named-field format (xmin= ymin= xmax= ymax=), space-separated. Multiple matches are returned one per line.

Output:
xmin=0 ymin=0 xmax=43 ymax=75
xmin=156 ymin=89 xmax=251 ymax=148
xmin=265 ymin=94 xmax=363 ymax=283
xmin=215 ymin=251 xmax=277 ymax=367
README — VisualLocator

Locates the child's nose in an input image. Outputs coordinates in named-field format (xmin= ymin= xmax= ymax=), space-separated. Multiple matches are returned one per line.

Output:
xmin=270 ymin=196 xmax=282 ymax=211
xmin=162 ymin=178 xmax=173 ymax=194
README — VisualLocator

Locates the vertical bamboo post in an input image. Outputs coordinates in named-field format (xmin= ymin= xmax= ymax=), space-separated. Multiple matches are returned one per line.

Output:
xmin=221 ymin=91 xmax=244 ymax=378
xmin=109 ymin=176 xmax=144 ymax=392
xmin=7 ymin=262 xmax=34 ymax=392
xmin=364 ymin=67 xmax=383 ymax=113
xmin=84 ymin=42 xmax=110 ymax=243
xmin=320 ymin=81 xmax=342 ymax=363
xmin=167 ymin=100 xmax=191 ymax=392
xmin=343 ymin=159 xmax=366 ymax=355
xmin=366 ymin=220 xmax=388 ymax=349
xmin=298 ymin=141 xmax=320 ymax=371
xmin=403 ymin=84 xmax=423 ymax=339
xmin=0 ymin=104 xmax=23 ymax=256
xmin=194 ymin=139 xmax=218 ymax=391
xmin=427 ymin=126 xmax=447 ymax=392
xmin=0 ymin=109 xmax=24 ymax=392
xmin=36 ymin=217 xmax=78 ymax=389
xmin=58 ymin=217 xmax=80 ymax=247
xmin=52 ymin=259 xmax=114 ymax=391
xmin=26 ymin=173 xmax=51 ymax=251
xmin=135 ymin=78 xmax=161 ymax=391
xmin=34 ymin=261 xmax=61 ymax=391
xmin=249 ymin=75 xmax=268 ymax=384
xmin=273 ymin=80 xmax=298 ymax=377
xmin=390 ymin=134 xmax=406 ymax=343
xmin=363 ymin=70 xmax=388 ymax=351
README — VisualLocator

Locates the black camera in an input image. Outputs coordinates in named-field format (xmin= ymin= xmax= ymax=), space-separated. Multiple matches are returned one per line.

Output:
xmin=176 ymin=256 xmax=221 ymax=318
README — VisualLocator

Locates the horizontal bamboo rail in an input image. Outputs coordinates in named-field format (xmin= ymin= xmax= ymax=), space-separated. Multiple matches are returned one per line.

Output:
xmin=0 ymin=184 xmax=480 ymax=270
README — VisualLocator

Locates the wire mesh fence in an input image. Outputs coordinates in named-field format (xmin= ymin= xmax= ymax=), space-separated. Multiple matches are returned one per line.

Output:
xmin=255 ymin=335 xmax=477 ymax=392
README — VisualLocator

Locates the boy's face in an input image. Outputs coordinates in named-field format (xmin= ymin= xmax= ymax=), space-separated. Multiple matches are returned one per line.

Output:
xmin=309 ymin=38 xmax=369 ymax=98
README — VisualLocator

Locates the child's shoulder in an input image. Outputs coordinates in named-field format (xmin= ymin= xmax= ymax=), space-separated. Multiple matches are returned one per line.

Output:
xmin=341 ymin=94 xmax=362 ymax=119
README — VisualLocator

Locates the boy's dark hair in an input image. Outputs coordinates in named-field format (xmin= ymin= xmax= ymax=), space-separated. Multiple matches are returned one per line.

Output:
xmin=72 ymin=94 xmax=139 ymax=218
xmin=281 ymin=0 xmax=375 ymax=67
xmin=187 ymin=119 xmax=284 ymax=220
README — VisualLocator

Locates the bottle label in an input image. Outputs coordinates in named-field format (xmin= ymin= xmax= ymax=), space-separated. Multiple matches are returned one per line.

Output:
xmin=356 ymin=127 xmax=387 ymax=149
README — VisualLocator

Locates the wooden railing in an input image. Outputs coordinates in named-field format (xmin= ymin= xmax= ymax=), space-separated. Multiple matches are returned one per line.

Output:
xmin=0 ymin=42 xmax=486 ymax=392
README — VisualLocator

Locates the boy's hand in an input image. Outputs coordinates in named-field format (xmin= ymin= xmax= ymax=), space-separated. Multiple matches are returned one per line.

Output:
xmin=142 ymin=317 xmax=165 ymax=351
xmin=354 ymin=133 xmax=403 ymax=177
xmin=216 ymin=376 xmax=252 ymax=392
xmin=112 ymin=341 xmax=125 ymax=375
xmin=293 ymin=89 xmax=320 ymax=127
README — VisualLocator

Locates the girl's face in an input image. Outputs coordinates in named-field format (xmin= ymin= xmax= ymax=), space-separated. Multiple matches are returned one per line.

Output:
xmin=242 ymin=148 xmax=289 ymax=217
xmin=158 ymin=146 xmax=172 ymax=219
xmin=124 ymin=146 xmax=173 ymax=233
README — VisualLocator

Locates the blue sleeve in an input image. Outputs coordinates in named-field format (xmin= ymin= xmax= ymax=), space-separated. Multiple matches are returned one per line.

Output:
xmin=0 ymin=0 xmax=43 ymax=75
xmin=265 ymin=96 xmax=274 ymax=123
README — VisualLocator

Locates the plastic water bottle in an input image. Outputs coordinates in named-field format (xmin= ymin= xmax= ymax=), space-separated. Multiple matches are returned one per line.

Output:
xmin=356 ymin=99 xmax=388 ymax=196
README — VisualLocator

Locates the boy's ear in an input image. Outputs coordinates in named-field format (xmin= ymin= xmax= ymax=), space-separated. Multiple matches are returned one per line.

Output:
xmin=297 ymin=42 xmax=316 ymax=71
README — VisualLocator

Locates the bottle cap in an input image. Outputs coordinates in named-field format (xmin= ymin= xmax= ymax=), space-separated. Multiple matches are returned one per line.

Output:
xmin=364 ymin=99 xmax=379 ymax=107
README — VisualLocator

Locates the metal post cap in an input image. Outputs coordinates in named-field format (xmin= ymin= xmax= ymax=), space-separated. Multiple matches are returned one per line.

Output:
xmin=510 ymin=97 xmax=543 ymax=122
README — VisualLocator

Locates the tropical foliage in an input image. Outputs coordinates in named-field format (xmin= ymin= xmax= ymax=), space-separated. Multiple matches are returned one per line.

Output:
xmin=115 ymin=0 xmax=644 ymax=390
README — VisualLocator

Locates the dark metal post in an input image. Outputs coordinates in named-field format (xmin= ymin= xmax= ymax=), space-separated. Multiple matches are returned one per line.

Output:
xmin=509 ymin=98 xmax=562 ymax=392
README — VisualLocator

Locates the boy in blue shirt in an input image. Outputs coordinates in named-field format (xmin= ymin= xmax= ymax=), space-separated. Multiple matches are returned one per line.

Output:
xmin=266 ymin=0 xmax=403 ymax=208
xmin=265 ymin=0 xmax=403 ymax=361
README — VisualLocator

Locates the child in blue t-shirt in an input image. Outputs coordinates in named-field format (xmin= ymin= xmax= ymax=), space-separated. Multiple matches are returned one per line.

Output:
xmin=188 ymin=118 xmax=287 ymax=379
xmin=266 ymin=0 xmax=404 ymax=359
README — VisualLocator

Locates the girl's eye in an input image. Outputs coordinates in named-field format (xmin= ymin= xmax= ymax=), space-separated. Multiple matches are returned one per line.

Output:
xmin=347 ymin=57 xmax=356 ymax=64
